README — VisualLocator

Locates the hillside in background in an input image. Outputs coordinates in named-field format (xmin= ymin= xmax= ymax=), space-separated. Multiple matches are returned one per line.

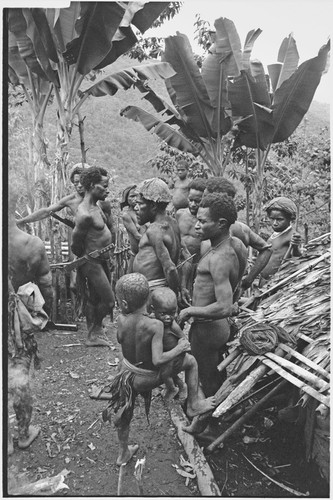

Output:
xmin=8 ymin=55 xmax=330 ymax=199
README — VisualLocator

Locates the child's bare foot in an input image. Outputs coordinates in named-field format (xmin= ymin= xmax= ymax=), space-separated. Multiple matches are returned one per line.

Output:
xmin=186 ymin=396 xmax=216 ymax=418
xmin=183 ymin=416 xmax=209 ymax=435
xmin=116 ymin=444 xmax=139 ymax=466
xmin=18 ymin=425 xmax=40 ymax=449
xmin=162 ymin=386 xmax=179 ymax=402
xmin=176 ymin=382 xmax=188 ymax=401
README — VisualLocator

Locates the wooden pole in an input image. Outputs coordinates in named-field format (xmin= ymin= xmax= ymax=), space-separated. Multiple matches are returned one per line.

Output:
xmin=168 ymin=404 xmax=221 ymax=496
xmin=207 ymin=380 xmax=287 ymax=452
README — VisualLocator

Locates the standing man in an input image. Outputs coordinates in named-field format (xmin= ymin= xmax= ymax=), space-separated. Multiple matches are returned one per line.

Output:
xmin=171 ymin=160 xmax=191 ymax=211
xmin=71 ymin=167 xmax=115 ymax=347
xmin=204 ymin=177 xmax=272 ymax=295
xmin=133 ymin=178 xmax=181 ymax=296
xmin=179 ymin=193 xmax=248 ymax=397
xmin=260 ymin=196 xmax=302 ymax=281
xmin=176 ymin=178 xmax=206 ymax=294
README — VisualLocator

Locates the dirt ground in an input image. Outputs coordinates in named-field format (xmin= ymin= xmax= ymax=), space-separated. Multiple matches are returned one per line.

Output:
xmin=6 ymin=313 xmax=329 ymax=497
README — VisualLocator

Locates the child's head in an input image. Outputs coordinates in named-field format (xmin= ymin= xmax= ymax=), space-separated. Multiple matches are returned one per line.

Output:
xmin=176 ymin=160 xmax=189 ymax=180
xmin=115 ymin=273 xmax=149 ymax=314
xmin=265 ymin=197 xmax=297 ymax=233
xmin=151 ymin=288 xmax=177 ymax=326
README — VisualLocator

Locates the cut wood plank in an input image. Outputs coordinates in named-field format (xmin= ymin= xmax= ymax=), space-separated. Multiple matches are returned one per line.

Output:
xmin=168 ymin=404 xmax=221 ymax=496
xmin=278 ymin=344 xmax=330 ymax=380
xmin=260 ymin=358 xmax=330 ymax=407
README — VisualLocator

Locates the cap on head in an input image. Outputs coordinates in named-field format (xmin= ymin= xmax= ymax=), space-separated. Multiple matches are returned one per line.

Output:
xmin=265 ymin=197 xmax=297 ymax=220
xmin=137 ymin=178 xmax=171 ymax=203
xmin=115 ymin=273 xmax=149 ymax=313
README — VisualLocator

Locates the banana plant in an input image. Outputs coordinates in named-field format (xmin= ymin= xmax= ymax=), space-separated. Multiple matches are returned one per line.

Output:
xmin=119 ymin=17 xmax=330 ymax=228
xmin=7 ymin=2 xmax=171 ymax=202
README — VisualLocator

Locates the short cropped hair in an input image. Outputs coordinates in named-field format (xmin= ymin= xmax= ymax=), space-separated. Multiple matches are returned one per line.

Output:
xmin=151 ymin=287 xmax=177 ymax=310
xmin=80 ymin=166 xmax=109 ymax=191
xmin=188 ymin=178 xmax=206 ymax=192
xmin=177 ymin=160 xmax=189 ymax=169
xmin=200 ymin=193 xmax=237 ymax=226
xmin=69 ymin=163 xmax=91 ymax=183
xmin=115 ymin=273 xmax=149 ymax=313
xmin=205 ymin=177 xmax=237 ymax=199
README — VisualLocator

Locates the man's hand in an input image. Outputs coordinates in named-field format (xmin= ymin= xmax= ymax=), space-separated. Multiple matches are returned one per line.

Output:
xmin=178 ymin=307 xmax=193 ymax=328
xmin=179 ymin=287 xmax=191 ymax=307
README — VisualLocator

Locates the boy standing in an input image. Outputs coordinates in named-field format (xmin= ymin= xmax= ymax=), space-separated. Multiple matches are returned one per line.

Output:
xmin=171 ymin=160 xmax=191 ymax=211
xmin=260 ymin=196 xmax=302 ymax=281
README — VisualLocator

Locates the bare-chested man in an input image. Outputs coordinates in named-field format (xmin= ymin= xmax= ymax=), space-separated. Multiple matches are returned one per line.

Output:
xmin=8 ymin=189 xmax=53 ymax=454
xmin=120 ymin=184 xmax=147 ymax=272
xmin=260 ymin=196 xmax=302 ymax=281
xmin=133 ymin=178 xmax=181 ymax=297
xmin=178 ymin=193 xmax=248 ymax=398
xmin=204 ymin=177 xmax=272 ymax=296
xmin=71 ymin=167 xmax=115 ymax=347
xmin=17 ymin=163 xmax=89 ymax=226
xmin=176 ymin=178 xmax=206 ymax=295
xmin=171 ymin=160 xmax=191 ymax=211
xmin=99 ymin=273 xmax=215 ymax=465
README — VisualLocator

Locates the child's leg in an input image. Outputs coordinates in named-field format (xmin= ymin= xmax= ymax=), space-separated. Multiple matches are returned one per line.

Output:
xmin=160 ymin=362 xmax=179 ymax=401
xmin=181 ymin=353 xmax=216 ymax=418
xmin=174 ymin=374 xmax=187 ymax=400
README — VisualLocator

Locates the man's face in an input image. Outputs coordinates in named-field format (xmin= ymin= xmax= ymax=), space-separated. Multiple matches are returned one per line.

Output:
xmin=177 ymin=165 xmax=188 ymax=180
xmin=72 ymin=174 xmax=84 ymax=196
xmin=195 ymin=207 xmax=221 ymax=241
xmin=268 ymin=209 xmax=290 ymax=232
xmin=92 ymin=176 xmax=109 ymax=201
xmin=188 ymin=189 xmax=203 ymax=216
xmin=127 ymin=188 xmax=137 ymax=208
xmin=134 ymin=195 xmax=153 ymax=225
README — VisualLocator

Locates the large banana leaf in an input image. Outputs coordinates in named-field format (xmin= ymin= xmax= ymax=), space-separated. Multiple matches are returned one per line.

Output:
xmin=233 ymin=103 xmax=274 ymax=150
xmin=213 ymin=17 xmax=243 ymax=76
xmin=267 ymin=34 xmax=299 ymax=92
xmin=164 ymin=33 xmax=214 ymax=138
xmin=81 ymin=62 xmax=176 ymax=98
xmin=271 ymin=40 xmax=330 ymax=143
xmin=130 ymin=2 xmax=169 ymax=33
xmin=45 ymin=3 xmax=81 ymax=53
xmin=242 ymin=29 xmax=262 ymax=71
xmin=120 ymin=105 xmax=200 ymax=154
xmin=63 ymin=2 xmax=128 ymax=75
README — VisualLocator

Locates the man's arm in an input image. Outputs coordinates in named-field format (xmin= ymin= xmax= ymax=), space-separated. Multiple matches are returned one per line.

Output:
xmin=151 ymin=321 xmax=189 ymax=367
xmin=148 ymin=227 xmax=180 ymax=294
xmin=179 ymin=255 xmax=237 ymax=323
xmin=71 ymin=213 xmax=92 ymax=257
xmin=241 ymin=228 xmax=272 ymax=290
xmin=17 ymin=195 xmax=74 ymax=224
xmin=34 ymin=243 xmax=53 ymax=316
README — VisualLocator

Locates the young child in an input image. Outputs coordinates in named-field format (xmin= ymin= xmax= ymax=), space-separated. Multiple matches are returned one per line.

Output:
xmin=260 ymin=196 xmax=302 ymax=281
xmin=150 ymin=288 xmax=188 ymax=402
xmin=171 ymin=160 xmax=191 ymax=211
xmin=98 ymin=273 xmax=215 ymax=465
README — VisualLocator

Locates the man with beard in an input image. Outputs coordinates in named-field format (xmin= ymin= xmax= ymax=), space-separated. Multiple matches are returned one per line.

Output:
xmin=71 ymin=167 xmax=115 ymax=347
xmin=133 ymin=178 xmax=181 ymax=297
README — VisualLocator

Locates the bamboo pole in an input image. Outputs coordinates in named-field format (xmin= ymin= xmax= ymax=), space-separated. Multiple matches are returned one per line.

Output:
xmin=278 ymin=344 xmax=330 ymax=380
xmin=168 ymin=404 xmax=221 ymax=496
xmin=207 ymin=380 xmax=287 ymax=452
xmin=264 ymin=352 xmax=329 ymax=390
xmin=260 ymin=358 xmax=330 ymax=407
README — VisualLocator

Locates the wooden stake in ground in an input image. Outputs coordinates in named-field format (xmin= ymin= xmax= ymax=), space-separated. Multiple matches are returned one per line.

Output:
xmin=134 ymin=457 xmax=146 ymax=496
xmin=168 ymin=404 xmax=221 ymax=496
xmin=117 ymin=464 xmax=126 ymax=496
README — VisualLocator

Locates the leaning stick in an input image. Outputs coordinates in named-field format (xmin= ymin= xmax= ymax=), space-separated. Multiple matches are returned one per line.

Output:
xmin=207 ymin=380 xmax=287 ymax=452
xmin=242 ymin=453 xmax=309 ymax=497
xmin=168 ymin=404 xmax=221 ymax=496
xmin=278 ymin=344 xmax=330 ymax=380
xmin=260 ymin=358 xmax=330 ymax=407
xmin=117 ymin=464 xmax=126 ymax=496
xmin=217 ymin=347 xmax=241 ymax=372
xmin=264 ymin=352 xmax=330 ymax=391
